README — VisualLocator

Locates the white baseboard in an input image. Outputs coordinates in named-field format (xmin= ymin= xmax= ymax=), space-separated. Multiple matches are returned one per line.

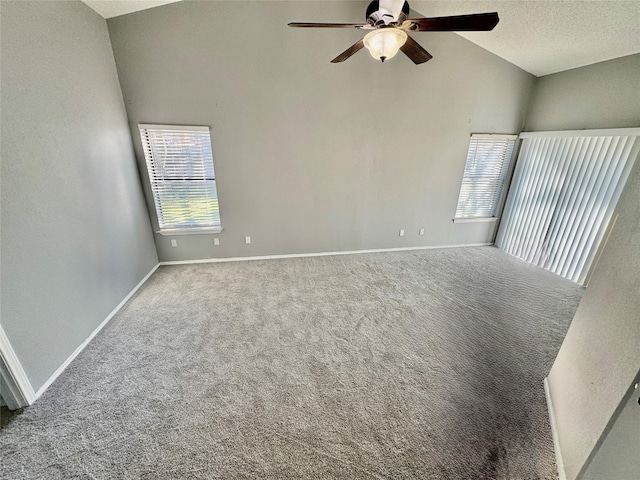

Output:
xmin=33 ymin=263 xmax=160 ymax=400
xmin=0 ymin=325 xmax=37 ymax=409
xmin=545 ymin=377 xmax=567 ymax=480
xmin=160 ymin=243 xmax=494 ymax=266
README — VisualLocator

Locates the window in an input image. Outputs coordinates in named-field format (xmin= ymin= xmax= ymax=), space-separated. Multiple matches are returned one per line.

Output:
xmin=139 ymin=124 xmax=222 ymax=234
xmin=454 ymin=134 xmax=517 ymax=220
xmin=496 ymin=128 xmax=640 ymax=284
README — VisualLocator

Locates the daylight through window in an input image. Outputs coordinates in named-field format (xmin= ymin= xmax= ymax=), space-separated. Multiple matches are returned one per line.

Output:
xmin=454 ymin=134 xmax=517 ymax=219
xmin=139 ymin=124 xmax=221 ymax=233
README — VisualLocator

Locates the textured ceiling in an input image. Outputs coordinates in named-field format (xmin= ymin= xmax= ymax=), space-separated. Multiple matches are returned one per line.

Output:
xmin=412 ymin=1 xmax=640 ymax=76
xmin=82 ymin=0 xmax=640 ymax=77
xmin=82 ymin=0 xmax=182 ymax=19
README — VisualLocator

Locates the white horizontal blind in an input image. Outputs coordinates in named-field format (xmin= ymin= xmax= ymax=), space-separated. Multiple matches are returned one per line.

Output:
xmin=455 ymin=134 xmax=517 ymax=218
xmin=496 ymin=128 xmax=640 ymax=284
xmin=140 ymin=124 xmax=221 ymax=230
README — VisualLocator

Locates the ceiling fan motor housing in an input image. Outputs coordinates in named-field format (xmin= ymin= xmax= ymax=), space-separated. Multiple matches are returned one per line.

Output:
xmin=366 ymin=0 xmax=410 ymax=26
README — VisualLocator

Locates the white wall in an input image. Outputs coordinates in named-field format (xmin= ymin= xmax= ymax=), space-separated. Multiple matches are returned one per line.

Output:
xmin=107 ymin=0 xmax=535 ymax=262
xmin=528 ymin=54 xmax=640 ymax=480
xmin=0 ymin=1 xmax=158 ymax=392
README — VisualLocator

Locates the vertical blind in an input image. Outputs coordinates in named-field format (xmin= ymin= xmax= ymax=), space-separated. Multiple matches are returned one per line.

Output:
xmin=455 ymin=134 xmax=517 ymax=218
xmin=139 ymin=124 xmax=221 ymax=231
xmin=496 ymin=128 xmax=640 ymax=284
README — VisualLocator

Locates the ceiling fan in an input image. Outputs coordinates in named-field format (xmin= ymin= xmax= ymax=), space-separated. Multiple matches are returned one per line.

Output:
xmin=288 ymin=0 xmax=499 ymax=64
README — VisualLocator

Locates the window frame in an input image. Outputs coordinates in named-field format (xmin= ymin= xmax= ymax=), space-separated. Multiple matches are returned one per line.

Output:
xmin=139 ymin=124 xmax=222 ymax=235
xmin=453 ymin=133 xmax=517 ymax=222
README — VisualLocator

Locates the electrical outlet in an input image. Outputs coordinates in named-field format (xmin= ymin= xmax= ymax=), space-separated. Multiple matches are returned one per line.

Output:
xmin=399 ymin=229 xmax=405 ymax=237
xmin=214 ymin=237 xmax=220 ymax=246
xmin=419 ymin=228 xmax=425 ymax=236
xmin=245 ymin=236 xmax=251 ymax=244
xmin=170 ymin=239 xmax=177 ymax=247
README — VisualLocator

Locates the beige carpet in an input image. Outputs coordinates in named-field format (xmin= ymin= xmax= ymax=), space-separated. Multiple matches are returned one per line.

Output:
xmin=0 ymin=246 xmax=583 ymax=479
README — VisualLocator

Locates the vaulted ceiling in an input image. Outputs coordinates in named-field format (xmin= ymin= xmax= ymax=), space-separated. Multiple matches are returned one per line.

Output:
xmin=82 ymin=0 xmax=639 ymax=77
xmin=411 ymin=0 xmax=640 ymax=76
xmin=82 ymin=0 xmax=181 ymax=19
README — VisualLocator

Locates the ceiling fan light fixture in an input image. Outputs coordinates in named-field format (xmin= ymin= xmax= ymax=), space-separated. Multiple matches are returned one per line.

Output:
xmin=363 ymin=28 xmax=408 ymax=62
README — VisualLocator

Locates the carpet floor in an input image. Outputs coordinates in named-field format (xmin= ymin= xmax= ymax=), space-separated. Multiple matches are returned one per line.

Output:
xmin=0 ymin=246 xmax=583 ymax=479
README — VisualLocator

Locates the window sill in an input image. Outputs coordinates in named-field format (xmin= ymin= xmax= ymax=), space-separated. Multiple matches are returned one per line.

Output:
xmin=452 ymin=217 xmax=499 ymax=224
xmin=156 ymin=227 xmax=223 ymax=236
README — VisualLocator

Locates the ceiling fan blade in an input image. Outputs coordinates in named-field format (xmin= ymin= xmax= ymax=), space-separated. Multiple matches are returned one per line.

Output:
xmin=288 ymin=22 xmax=371 ymax=29
xmin=405 ymin=12 xmax=499 ymax=31
xmin=331 ymin=39 xmax=365 ymax=63
xmin=400 ymin=35 xmax=432 ymax=64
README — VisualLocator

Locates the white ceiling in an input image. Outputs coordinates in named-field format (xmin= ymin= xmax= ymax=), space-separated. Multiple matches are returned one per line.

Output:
xmin=412 ymin=1 xmax=640 ymax=76
xmin=82 ymin=0 xmax=640 ymax=77
xmin=82 ymin=0 xmax=182 ymax=19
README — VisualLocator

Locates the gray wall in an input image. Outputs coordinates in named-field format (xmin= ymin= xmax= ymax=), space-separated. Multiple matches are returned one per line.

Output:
xmin=582 ymin=381 xmax=640 ymax=480
xmin=0 ymin=1 xmax=158 ymax=392
xmin=107 ymin=0 xmax=535 ymax=262
xmin=530 ymin=54 xmax=640 ymax=480
xmin=525 ymin=54 xmax=640 ymax=132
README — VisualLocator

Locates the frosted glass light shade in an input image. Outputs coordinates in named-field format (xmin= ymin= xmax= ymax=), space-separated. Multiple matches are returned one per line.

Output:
xmin=363 ymin=28 xmax=408 ymax=62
